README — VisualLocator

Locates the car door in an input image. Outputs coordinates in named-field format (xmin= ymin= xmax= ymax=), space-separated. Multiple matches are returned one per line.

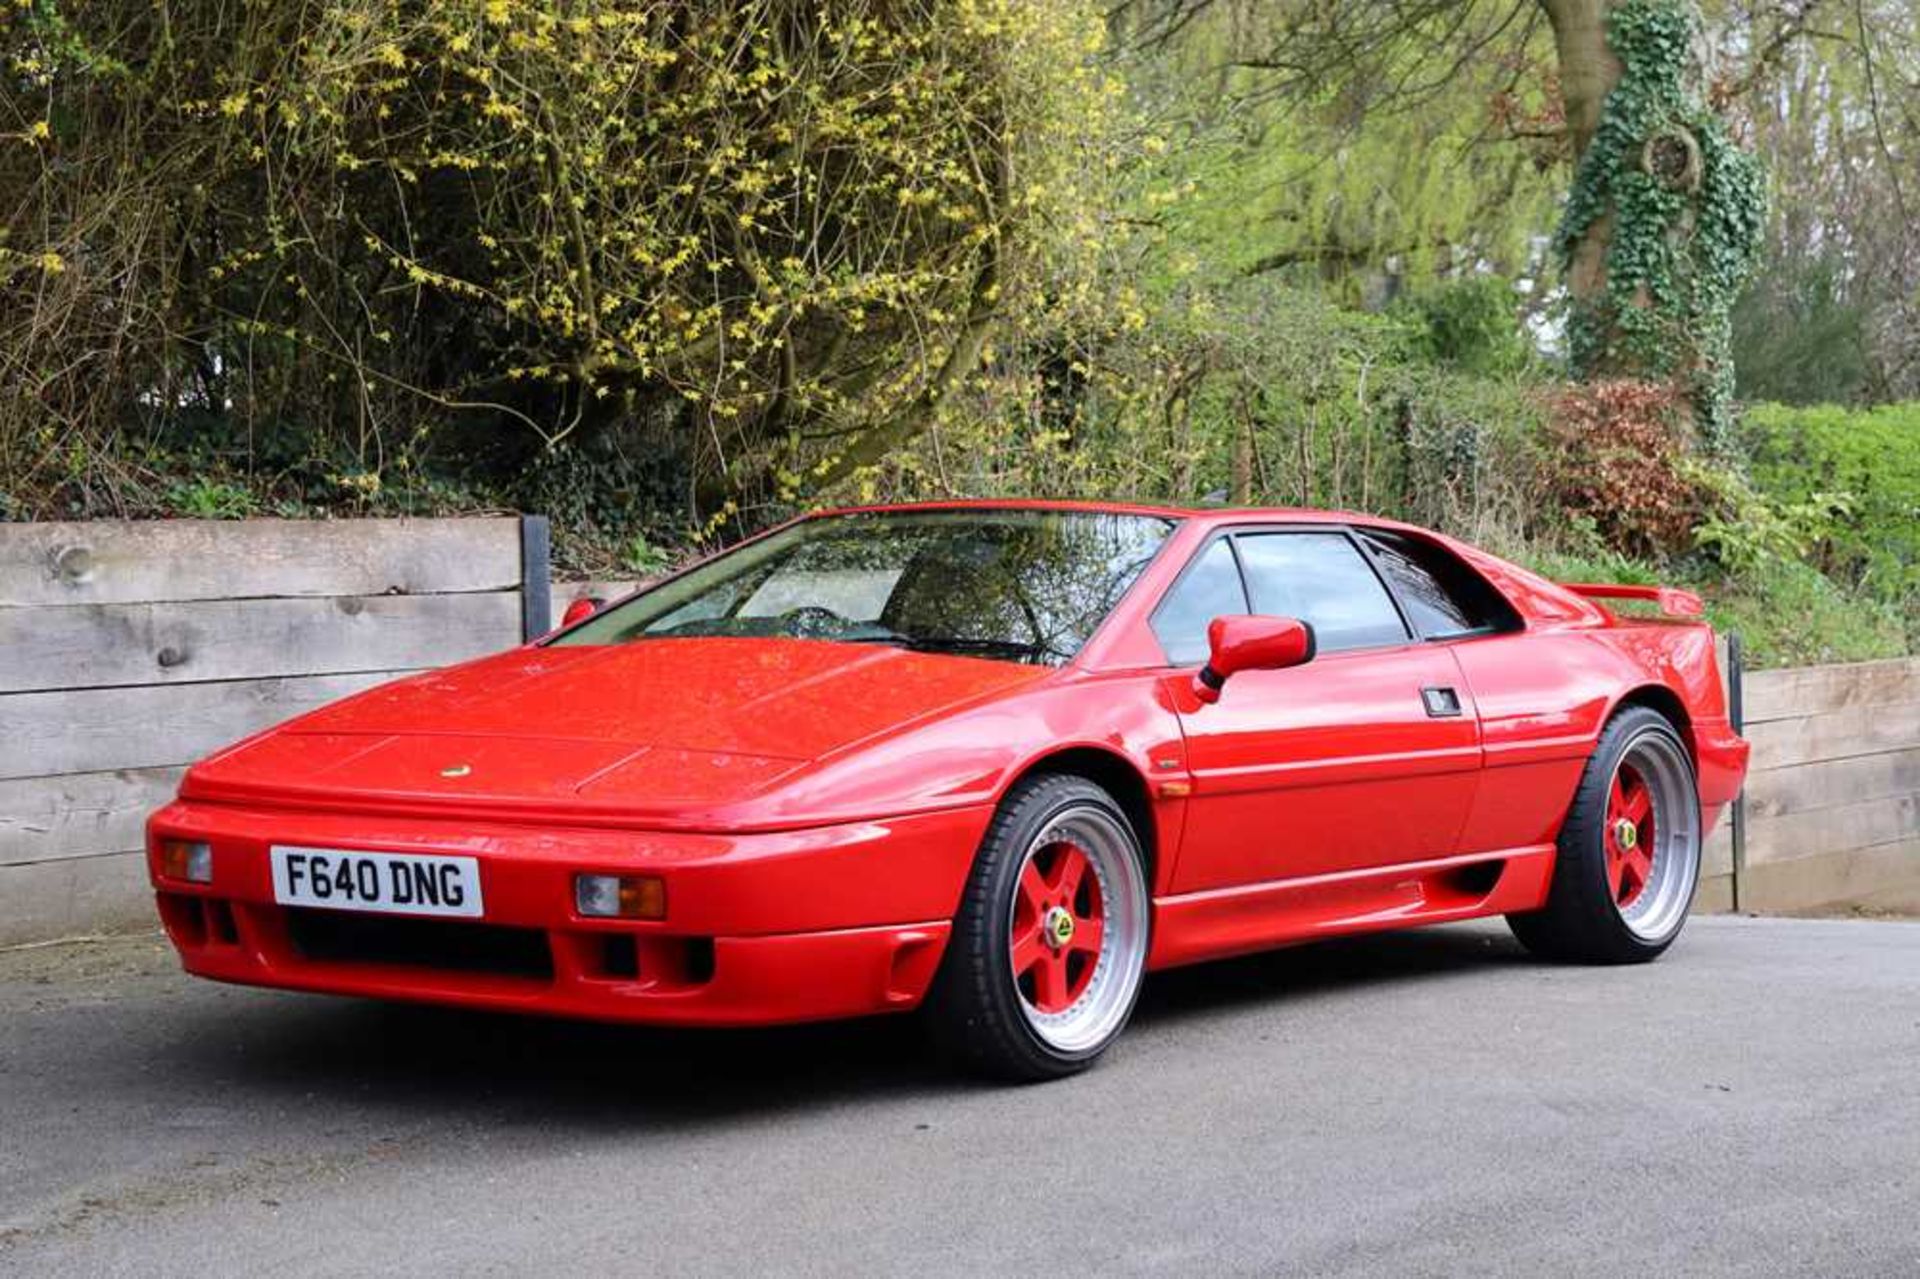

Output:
xmin=1153 ymin=527 xmax=1484 ymax=893
xmin=1356 ymin=527 xmax=1594 ymax=858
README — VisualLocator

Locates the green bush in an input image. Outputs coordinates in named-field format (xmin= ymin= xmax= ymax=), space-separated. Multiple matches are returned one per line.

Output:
xmin=1515 ymin=508 xmax=1908 ymax=670
xmin=1513 ymin=547 xmax=1907 ymax=670
xmin=1701 ymin=556 xmax=1908 ymax=669
xmin=1739 ymin=402 xmax=1920 ymax=644
xmin=1396 ymin=277 xmax=1533 ymax=377
xmin=165 ymin=478 xmax=260 ymax=521
xmin=892 ymin=278 xmax=1552 ymax=554
xmin=1731 ymin=250 xmax=1871 ymax=406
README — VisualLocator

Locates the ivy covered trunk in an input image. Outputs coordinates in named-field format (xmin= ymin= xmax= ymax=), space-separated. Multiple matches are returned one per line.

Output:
xmin=1543 ymin=0 xmax=1766 ymax=445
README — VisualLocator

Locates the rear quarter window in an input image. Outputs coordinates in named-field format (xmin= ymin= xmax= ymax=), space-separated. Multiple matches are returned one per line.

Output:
xmin=1361 ymin=530 xmax=1520 ymax=638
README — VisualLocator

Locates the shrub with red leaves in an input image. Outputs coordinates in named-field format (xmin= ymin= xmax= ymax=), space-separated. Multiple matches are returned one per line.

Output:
xmin=1545 ymin=380 xmax=1710 ymax=558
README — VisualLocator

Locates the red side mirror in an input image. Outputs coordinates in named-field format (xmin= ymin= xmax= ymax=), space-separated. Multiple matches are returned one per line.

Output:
xmin=561 ymin=596 xmax=605 ymax=628
xmin=1193 ymin=615 xmax=1316 ymax=704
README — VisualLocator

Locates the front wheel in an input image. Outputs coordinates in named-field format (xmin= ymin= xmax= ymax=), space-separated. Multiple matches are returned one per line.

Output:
xmin=1509 ymin=706 xmax=1702 ymax=964
xmin=923 ymin=775 xmax=1151 ymax=1081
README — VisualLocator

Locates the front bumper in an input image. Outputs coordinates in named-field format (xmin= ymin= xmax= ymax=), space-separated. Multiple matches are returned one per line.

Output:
xmin=147 ymin=800 xmax=988 ymax=1026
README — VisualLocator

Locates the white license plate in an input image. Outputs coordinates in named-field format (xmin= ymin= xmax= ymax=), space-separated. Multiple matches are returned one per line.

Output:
xmin=270 ymin=847 xmax=483 ymax=918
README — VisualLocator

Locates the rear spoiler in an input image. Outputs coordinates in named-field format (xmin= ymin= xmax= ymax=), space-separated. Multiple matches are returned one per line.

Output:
xmin=1562 ymin=583 xmax=1706 ymax=619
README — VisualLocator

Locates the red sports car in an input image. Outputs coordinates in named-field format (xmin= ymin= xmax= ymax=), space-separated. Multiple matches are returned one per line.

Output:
xmin=149 ymin=502 xmax=1748 ymax=1079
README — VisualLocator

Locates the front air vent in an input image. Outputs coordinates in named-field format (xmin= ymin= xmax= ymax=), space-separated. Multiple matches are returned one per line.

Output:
xmin=285 ymin=908 xmax=555 ymax=982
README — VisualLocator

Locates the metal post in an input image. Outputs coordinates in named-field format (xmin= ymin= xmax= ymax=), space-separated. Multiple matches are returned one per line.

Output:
xmin=519 ymin=514 xmax=552 ymax=642
xmin=1726 ymin=629 xmax=1746 ymax=914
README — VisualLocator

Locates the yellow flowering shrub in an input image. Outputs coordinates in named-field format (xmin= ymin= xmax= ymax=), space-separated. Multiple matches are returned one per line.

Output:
xmin=1 ymin=0 xmax=1117 ymax=527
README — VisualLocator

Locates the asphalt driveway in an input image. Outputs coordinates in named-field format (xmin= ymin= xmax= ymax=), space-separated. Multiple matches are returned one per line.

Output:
xmin=3 ymin=915 xmax=1916 ymax=1276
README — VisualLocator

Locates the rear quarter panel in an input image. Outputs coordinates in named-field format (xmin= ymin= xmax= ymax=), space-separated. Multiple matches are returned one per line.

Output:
xmin=1448 ymin=620 xmax=1742 ymax=854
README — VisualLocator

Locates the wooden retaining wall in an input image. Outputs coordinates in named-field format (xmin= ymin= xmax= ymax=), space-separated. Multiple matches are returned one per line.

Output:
xmin=1700 ymin=656 xmax=1920 ymax=915
xmin=0 ymin=518 xmax=536 ymax=944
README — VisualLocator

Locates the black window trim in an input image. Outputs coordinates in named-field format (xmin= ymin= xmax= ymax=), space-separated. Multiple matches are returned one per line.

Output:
xmin=1147 ymin=522 xmax=1425 ymax=667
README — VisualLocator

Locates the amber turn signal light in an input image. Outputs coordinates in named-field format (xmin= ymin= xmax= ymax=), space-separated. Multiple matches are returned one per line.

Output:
xmin=575 ymin=873 xmax=666 ymax=920
xmin=159 ymin=839 xmax=214 ymax=884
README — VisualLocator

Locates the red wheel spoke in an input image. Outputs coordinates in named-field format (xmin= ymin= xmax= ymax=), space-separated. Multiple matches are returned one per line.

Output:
xmin=1017 ymin=861 xmax=1049 ymax=915
xmin=1032 ymin=951 xmax=1070 ymax=1010
xmin=1069 ymin=915 xmax=1104 ymax=956
xmin=1607 ymin=778 xmax=1629 ymax=823
xmin=1623 ymin=786 xmax=1652 ymax=826
xmin=1010 ymin=928 xmax=1047 ymax=977
xmin=1622 ymin=845 xmax=1653 ymax=895
xmin=1605 ymin=845 xmax=1628 ymax=899
xmin=1050 ymin=845 xmax=1088 ymax=902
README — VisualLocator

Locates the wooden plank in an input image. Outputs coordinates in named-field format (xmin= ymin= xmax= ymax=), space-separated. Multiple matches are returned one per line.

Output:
xmin=0 ymin=518 xmax=522 ymax=608
xmin=1740 ymin=838 xmax=1920 ymax=916
xmin=1746 ymin=700 xmax=1920 ymax=773
xmin=0 ymin=767 xmax=184 ymax=868
xmin=0 ymin=592 xmax=520 ymax=694
xmin=0 ymin=671 xmax=407 ymax=781
xmin=1703 ymin=820 xmax=1734 ymax=879
xmin=1744 ymin=793 xmax=1919 ymax=867
xmin=0 ymin=851 xmax=154 ymax=947
xmin=1745 ymin=747 xmax=1920 ymax=821
xmin=1694 ymin=872 xmax=1734 ymax=914
xmin=1832 ymin=867 xmax=1920 ymax=916
xmin=1742 ymin=657 xmax=1920 ymax=725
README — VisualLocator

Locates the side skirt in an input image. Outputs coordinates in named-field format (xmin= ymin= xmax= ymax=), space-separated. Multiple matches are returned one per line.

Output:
xmin=1146 ymin=846 xmax=1555 ymax=971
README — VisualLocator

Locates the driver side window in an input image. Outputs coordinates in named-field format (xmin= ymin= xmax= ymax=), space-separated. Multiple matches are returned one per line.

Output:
xmin=1150 ymin=529 xmax=1413 ymax=665
xmin=1236 ymin=532 xmax=1408 ymax=652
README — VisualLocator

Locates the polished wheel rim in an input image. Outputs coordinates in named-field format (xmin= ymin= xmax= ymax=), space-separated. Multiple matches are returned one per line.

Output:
xmin=1009 ymin=805 xmax=1148 ymax=1054
xmin=1606 ymin=731 xmax=1699 ymax=942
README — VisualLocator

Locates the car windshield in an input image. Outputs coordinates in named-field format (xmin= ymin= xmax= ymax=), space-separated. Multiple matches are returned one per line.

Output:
xmin=553 ymin=509 xmax=1177 ymax=665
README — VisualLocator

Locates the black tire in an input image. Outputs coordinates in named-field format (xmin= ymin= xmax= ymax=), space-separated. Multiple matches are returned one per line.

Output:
xmin=922 ymin=774 xmax=1151 ymax=1082
xmin=1508 ymin=705 xmax=1701 ymax=964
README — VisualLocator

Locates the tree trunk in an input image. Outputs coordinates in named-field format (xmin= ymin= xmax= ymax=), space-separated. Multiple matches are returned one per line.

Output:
xmin=1230 ymin=414 xmax=1253 ymax=504
xmin=1539 ymin=0 xmax=1626 ymax=315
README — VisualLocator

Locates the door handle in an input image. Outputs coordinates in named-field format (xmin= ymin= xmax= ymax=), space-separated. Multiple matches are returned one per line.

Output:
xmin=1421 ymin=686 xmax=1463 ymax=718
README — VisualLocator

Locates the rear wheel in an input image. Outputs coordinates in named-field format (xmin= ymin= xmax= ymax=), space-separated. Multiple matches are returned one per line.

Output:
xmin=1508 ymin=706 xmax=1701 ymax=964
xmin=923 ymin=774 xmax=1151 ymax=1081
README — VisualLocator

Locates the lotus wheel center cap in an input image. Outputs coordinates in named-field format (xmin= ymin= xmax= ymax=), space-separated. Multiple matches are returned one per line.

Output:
xmin=1614 ymin=818 xmax=1639 ymax=851
xmin=1044 ymin=906 xmax=1075 ymax=949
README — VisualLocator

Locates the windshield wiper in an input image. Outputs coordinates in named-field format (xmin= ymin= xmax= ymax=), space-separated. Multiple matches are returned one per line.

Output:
xmin=899 ymin=636 xmax=1064 ymax=661
xmin=841 ymin=627 xmax=917 ymax=646
xmin=842 ymin=631 xmax=1064 ymax=662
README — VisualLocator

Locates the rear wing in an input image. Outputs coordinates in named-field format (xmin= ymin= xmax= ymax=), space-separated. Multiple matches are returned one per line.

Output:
xmin=1562 ymin=583 xmax=1706 ymax=619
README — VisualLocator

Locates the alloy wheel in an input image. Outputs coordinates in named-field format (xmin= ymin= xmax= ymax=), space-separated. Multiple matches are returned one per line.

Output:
xmin=1607 ymin=731 xmax=1700 ymax=943
xmin=1007 ymin=805 xmax=1149 ymax=1054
